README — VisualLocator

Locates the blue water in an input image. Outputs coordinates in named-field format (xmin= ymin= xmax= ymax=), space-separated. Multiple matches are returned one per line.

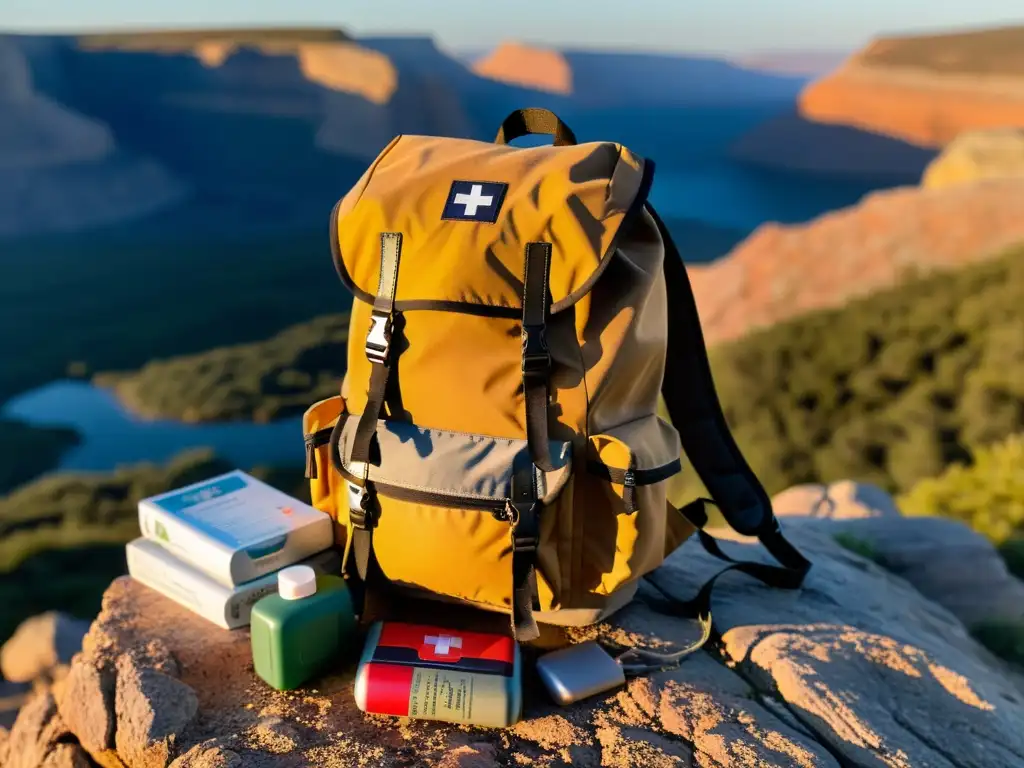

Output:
xmin=1 ymin=102 xmax=922 ymax=479
xmin=2 ymin=381 xmax=306 ymax=473
xmin=651 ymin=163 xmax=885 ymax=233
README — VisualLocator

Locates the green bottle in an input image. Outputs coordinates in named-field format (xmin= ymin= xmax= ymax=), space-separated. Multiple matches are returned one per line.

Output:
xmin=250 ymin=564 xmax=356 ymax=691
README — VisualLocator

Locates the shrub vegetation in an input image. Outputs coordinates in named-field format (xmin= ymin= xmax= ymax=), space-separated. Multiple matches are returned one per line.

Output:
xmin=706 ymin=243 xmax=1024 ymax=498
xmin=94 ymin=314 xmax=349 ymax=422
xmin=897 ymin=433 xmax=1024 ymax=544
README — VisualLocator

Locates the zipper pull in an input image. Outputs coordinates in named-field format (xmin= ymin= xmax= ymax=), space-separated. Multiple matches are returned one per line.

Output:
xmin=497 ymin=500 xmax=517 ymax=525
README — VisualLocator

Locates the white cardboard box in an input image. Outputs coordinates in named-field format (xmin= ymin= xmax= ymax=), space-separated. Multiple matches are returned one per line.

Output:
xmin=137 ymin=470 xmax=334 ymax=587
xmin=126 ymin=537 xmax=343 ymax=629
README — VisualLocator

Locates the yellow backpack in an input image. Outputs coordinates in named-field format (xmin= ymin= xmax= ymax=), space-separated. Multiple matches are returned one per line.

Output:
xmin=302 ymin=108 xmax=810 ymax=642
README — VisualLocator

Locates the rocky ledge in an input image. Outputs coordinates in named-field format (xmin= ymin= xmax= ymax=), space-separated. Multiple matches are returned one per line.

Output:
xmin=4 ymin=483 xmax=1024 ymax=767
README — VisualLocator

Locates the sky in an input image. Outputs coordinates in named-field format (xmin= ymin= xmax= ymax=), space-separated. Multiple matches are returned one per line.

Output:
xmin=1 ymin=0 xmax=1022 ymax=55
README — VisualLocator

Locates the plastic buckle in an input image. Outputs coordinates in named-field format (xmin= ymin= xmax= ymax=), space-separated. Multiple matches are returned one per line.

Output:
xmin=521 ymin=324 xmax=550 ymax=377
xmin=347 ymin=482 xmax=376 ymax=529
xmin=365 ymin=311 xmax=392 ymax=365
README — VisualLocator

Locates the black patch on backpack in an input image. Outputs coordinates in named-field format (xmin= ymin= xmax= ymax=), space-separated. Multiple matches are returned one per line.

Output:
xmin=441 ymin=181 xmax=508 ymax=223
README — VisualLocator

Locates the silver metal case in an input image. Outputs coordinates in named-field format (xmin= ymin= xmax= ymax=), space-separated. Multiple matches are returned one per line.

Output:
xmin=535 ymin=641 xmax=626 ymax=706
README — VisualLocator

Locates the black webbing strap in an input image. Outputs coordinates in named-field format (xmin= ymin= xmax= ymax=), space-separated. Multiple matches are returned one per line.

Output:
xmin=646 ymin=200 xmax=811 ymax=579
xmin=522 ymin=242 xmax=555 ymax=473
xmin=351 ymin=232 xmax=402 ymax=467
xmin=347 ymin=484 xmax=388 ymax=593
xmin=326 ymin=414 xmax=385 ymax=617
xmin=642 ymin=498 xmax=808 ymax=642
xmin=494 ymin=108 xmax=578 ymax=147
xmin=510 ymin=451 xmax=541 ymax=642
xmin=677 ymin=498 xmax=811 ymax=579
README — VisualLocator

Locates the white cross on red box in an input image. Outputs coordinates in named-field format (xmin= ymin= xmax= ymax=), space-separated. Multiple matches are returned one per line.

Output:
xmin=424 ymin=634 xmax=463 ymax=656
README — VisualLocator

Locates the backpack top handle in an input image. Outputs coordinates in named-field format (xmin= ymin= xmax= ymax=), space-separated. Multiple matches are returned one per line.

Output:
xmin=494 ymin=108 xmax=578 ymax=147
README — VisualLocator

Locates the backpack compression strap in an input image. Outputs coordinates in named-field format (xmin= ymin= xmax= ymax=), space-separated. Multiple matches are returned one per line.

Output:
xmin=345 ymin=232 xmax=404 ymax=598
xmin=649 ymin=204 xmax=812 ymax=580
xmin=522 ymin=242 xmax=556 ymax=472
xmin=510 ymin=241 xmax=554 ymax=642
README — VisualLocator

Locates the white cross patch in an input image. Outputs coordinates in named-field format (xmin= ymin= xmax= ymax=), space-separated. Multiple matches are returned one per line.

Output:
xmin=424 ymin=634 xmax=463 ymax=655
xmin=442 ymin=180 xmax=508 ymax=223
xmin=454 ymin=184 xmax=493 ymax=216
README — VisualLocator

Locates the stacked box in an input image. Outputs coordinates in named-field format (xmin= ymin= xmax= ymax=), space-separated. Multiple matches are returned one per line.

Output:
xmin=127 ymin=469 xmax=340 ymax=629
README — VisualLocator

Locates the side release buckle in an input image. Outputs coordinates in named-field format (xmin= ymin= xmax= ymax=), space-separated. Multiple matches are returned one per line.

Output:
xmin=365 ymin=311 xmax=393 ymax=366
xmin=521 ymin=324 xmax=550 ymax=377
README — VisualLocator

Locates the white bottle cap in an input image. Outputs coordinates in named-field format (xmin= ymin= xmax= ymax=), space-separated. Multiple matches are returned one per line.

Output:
xmin=278 ymin=565 xmax=317 ymax=600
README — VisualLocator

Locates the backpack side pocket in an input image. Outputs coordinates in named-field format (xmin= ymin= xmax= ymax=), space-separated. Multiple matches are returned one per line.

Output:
xmin=302 ymin=396 xmax=348 ymax=528
xmin=576 ymin=413 xmax=683 ymax=599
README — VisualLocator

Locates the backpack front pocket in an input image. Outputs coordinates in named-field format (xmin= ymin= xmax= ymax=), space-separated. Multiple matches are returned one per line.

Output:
xmin=331 ymin=415 xmax=574 ymax=616
xmin=575 ymin=413 xmax=684 ymax=598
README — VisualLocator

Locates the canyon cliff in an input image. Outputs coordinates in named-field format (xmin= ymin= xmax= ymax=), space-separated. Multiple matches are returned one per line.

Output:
xmin=800 ymin=26 xmax=1024 ymax=147
xmin=688 ymin=176 xmax=1024 ymax=346
xmin=731 ymin=25 xmax=1024 ymax=179
xmin=0 ymin=29 xmax=542 ymax=239
xmin=470 ymin=41 xmax=806 ymax=105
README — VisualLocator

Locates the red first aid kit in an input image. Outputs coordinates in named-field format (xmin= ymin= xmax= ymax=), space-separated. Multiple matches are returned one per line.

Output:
xmin=353 ymin=621 xmax=522 ymax=728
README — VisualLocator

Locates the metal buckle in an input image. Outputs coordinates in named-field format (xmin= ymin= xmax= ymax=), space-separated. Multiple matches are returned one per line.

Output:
xmin=365 ymin=311 xmax=392 ymax=365
xmin=521 ymin=324 xmax=550 ymax=377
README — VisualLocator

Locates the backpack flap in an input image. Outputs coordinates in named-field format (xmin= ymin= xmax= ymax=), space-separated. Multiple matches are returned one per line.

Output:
xmin=329 ymin=133 xmax=650 ymax=315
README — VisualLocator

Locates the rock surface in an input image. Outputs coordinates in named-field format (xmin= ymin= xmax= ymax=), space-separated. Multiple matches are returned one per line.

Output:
xmin=8 ymin=485 xmax=1018 ymax=767
xmin=798 ymin=27 xmax=1024 ymax=147
xmin=774 ymin=481 xmax=1024 ymax=628
xmin=471 ymin=42 xmax=573 ymax=94
xmin=689 ymin=177 xmax=1024 ymax=345
xmin=771 ymin=480 xmax=901 ymax=520
xmin=829 ymin=515 xmax=1024 ymax=628
xmin=1 ymin=611 xmax=91 ymax=684
xmin=3 ymin=689 xmax=91 ymax=768
xmin=922 ymin=128 xmax=1024 ymax=189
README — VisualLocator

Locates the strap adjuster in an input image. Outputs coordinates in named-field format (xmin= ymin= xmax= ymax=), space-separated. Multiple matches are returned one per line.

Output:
xmin=513 ymin=533 xmax=539 ymax=553
xmin=365 ymin=311 xmax=393 ymax=365
xmin=521 ymin=324 xmax=550 ymax=377
xmin=347 ymin=482 xmax=377 ymax=529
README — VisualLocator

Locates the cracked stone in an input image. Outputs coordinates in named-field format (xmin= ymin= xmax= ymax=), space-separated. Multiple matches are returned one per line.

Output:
xmin=5 ymin=690 xmax=73 ymax=768
xmin=114 ymin=653 xmax=198 ymax=768
xmin=57 ymin=656 xmax=117 ymax=756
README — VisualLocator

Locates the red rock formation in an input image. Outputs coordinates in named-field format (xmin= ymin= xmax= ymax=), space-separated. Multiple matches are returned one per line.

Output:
xmin=471 ymin=41 xmax=573 ymax=94
xmin=799 ymin=27 xmax=1024 ymax=147
xmin=689 ymin=178 xmax=1024 ymax=346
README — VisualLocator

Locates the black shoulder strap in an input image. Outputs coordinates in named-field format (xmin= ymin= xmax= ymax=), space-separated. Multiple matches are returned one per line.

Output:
xmin=648 ymin=203 xmax=812 ymax=579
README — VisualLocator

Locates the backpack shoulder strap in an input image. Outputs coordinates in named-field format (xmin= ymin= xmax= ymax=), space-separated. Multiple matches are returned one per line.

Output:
xmin=647 ymin=202 xmax=812 ymax=580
